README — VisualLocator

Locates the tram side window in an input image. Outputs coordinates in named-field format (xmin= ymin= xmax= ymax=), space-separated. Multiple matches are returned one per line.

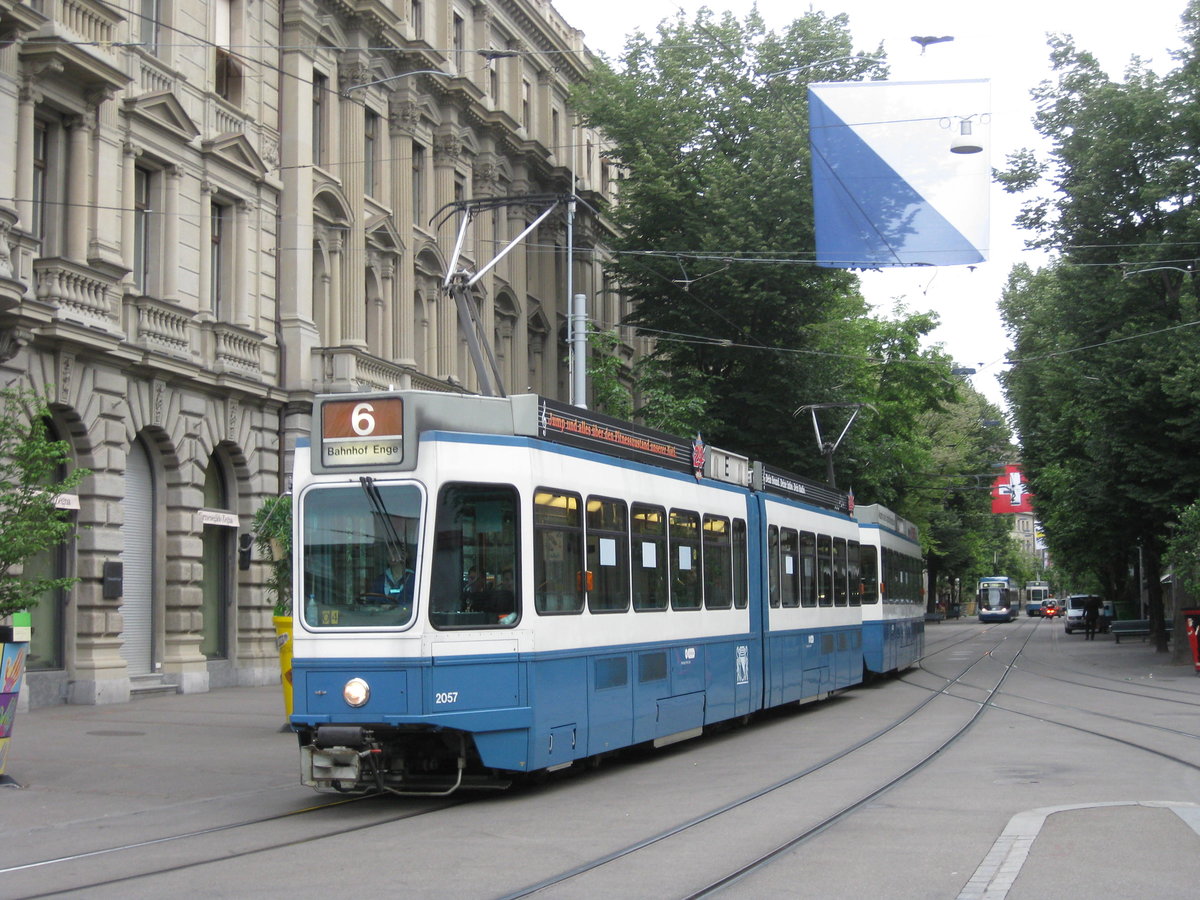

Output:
xmin=767 ymin=525 xmax=780 ymax=608
xmin=587 ymin=495 xmax=629 ymax=613
xmin=860 ymin=545 xmax=879 ymax=604
xmin=703 ymin=514 xmax=733 ymax=609
xmin=733 ymin=518 xmax=748 ymax=609
xmin=670 ymin=509 xmax=701 ymax=610
xmin=632 ymin=503 xmax=668 ymax=611
xmin=833 ymin=537 xmax=848 ymax=606
xmin=430 ymin=482 xmax=519 ymax=628
xmin=534 ymin=488 xmax=584 ymax=614
xmin=800 ymin=531 xmax=816 ymax=607
xmin=882 ymin=548 xmax=892 ymax=603
xmin=817 ymin=533 xmax=833 ymax=606
xmin=848 ymin=540 xmax=862 ymax=606
xmin=884 ymin=548 xmax=898 ymax=604
xmin=780 ymin=527 xmax=800 ymax=608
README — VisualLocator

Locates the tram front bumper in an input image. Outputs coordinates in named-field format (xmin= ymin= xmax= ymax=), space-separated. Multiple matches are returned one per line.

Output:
xmin=301 ymin=743 xmax=364 ymax=788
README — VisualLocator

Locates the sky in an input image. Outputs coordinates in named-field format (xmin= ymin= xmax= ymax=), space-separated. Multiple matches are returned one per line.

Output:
xmin=550 ymin=0 xmax=1195 ymax=410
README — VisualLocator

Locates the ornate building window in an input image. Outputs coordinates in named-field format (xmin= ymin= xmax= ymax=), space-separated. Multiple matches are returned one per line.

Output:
xmin=412 ymin=142 xmax=426 ymax=226
xmin=140 ymin=0 xmax=161 ymax=54
xmin=133 ymin=166 xmax=154 ymax=294
xmin=364 ymin=109 xmax=379 ymax=197
xmin=210 ymin=199 xmax=232 ymax=319
xmin=452 ymin=13 xmax=466 ymax=74
xmin=411 ymin=0 xmax=424 ymax=41
xmin=312 ymin=72 xmax=328 ymax=168
xmin=213 ymin=0 xmax=243 ymax=105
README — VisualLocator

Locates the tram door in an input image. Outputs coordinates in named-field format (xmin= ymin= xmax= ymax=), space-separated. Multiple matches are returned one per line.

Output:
xmin=120 ymin=440 xmax=156 ymax=675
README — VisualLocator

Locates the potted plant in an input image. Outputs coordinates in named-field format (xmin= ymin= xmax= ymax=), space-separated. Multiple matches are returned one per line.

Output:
xmin=0 ymin=385 xmax=88 ymax=783
xmin=252 ymin=494 xmax=293 ymax=717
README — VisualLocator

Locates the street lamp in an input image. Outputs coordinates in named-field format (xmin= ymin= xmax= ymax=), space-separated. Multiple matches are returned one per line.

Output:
xmin=342 ymin=69 xmax=452 ymax=96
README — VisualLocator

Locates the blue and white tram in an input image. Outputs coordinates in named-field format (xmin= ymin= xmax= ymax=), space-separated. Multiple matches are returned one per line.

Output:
xmin=291 ymin=391 xmax=870 ymax=794
xmin=854 ymin=504 xmax=924 ymax=674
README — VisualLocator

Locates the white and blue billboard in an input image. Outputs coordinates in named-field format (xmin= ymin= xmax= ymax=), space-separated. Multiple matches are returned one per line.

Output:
xmin=809 ymin=79 xmax=990 ymax=268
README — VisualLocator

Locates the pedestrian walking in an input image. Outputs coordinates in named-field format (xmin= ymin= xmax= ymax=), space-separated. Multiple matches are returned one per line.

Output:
xmin=1084 ymin=596 xmax=1102 ymax=640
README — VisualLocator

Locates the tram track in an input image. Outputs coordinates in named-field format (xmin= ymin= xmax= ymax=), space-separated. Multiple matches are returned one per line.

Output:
xmin=0 ymin=791 xmax=467 ymax=899
xmin=492 ymin=625 xmax=1036 ymax=899
xmin=13 ymin=621 xmax=1189 ymax=900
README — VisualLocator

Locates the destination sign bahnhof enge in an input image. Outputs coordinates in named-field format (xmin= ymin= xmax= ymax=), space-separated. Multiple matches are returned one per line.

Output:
xmin=321 ymin=397 xmax=405 ymax=467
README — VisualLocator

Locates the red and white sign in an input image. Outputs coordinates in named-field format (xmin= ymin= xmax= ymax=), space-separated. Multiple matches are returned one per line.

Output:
xmin=991 ymin=465 xmax=1034 ymax=514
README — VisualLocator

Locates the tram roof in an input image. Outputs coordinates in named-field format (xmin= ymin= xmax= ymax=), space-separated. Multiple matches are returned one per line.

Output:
xmin=311 ymin=390 xmax=850 ymax=513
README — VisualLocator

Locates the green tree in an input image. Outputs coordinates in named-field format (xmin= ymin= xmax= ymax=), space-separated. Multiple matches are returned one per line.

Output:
xmin=573 ymin=9 xmax=958 ymax=489
xmin=252 ymin=495 xmax=292 ymax=616
xmin=572 ymin=8 xmax=890 ymax=475
xmin=999 ymin=7 xmax=1200 ymax=649
xmin=0 ymin=386 xmax=89 ymax=618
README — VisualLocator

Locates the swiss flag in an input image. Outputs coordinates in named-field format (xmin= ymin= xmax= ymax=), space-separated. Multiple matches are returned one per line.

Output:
xmin=992 ymin=465 xmax=1034 ymax=514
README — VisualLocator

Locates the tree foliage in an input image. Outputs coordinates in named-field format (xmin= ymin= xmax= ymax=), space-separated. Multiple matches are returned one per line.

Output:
xmin=999 ymin=3 xmax=1200 ymax=648
xmin=572 ymin=10 xmax=957 ymax=498
xmin=0 ymin=386 xmax=89 ymax=618
xmin=252 ymin=494 xmax=293 ymax=616
xmin=571 ymin=7 xmax=1029 ymax=604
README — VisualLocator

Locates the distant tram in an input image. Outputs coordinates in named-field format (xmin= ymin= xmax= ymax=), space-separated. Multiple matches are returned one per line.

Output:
xmin=1024 ymin=580 xmax=1050 ymax=617
xmin=977 ymin=575 xmax=1014 ymax=623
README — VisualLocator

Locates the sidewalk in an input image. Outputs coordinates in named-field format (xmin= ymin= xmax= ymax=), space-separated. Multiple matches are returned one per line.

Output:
xmin=0 ymin=684 xmax=302 ymax=841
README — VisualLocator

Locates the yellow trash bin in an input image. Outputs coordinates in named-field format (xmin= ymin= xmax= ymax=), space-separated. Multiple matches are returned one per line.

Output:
xmin=273 ymin=615 xmax=294 ymax=718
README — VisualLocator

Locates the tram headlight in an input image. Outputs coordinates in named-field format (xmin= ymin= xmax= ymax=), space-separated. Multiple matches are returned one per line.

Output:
xmin=343 ymin=677 xmax=370 ymax=708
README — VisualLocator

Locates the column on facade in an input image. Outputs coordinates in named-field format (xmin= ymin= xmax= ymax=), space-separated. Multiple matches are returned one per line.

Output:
xmin=473 ymin=155 xmax=503 ymax=394
xmin=88 ymin=89 xmax=122 ymax=267
xmin=327 ymin=234 xmax=343 ymax=345
xmin=433 ymin=129 xmax=459 ymax=382
xmin=278 ymin=19 xmax=319 ymax=391
xmin=120 ymin=142 xmax=140 ymax=282
xmin=389 ymin=95 xmax=418 ymax=366
xmin=234 ymin=200 xmax=250 ymax=327
xmin=380 ymin=261 xmax=395 ymax=359
xmin=338 ymin=64 xmax=367 ymax=350
xmin=249 ymin=186 xmax=265 ymax=328
xmin=536 ymin=69 xmax=552 ymax=149
xmin=507 ymin=196 xmax=531 ymax=387
xmin=162 ymin=166 xmax=181 ymax=300
xmin=65 ymin=113 xmax=93 ymax=262
xmin=472 ymin=7 xmax=492 ymax=95
xmin=197 ymin=182 xmax=214 ymax=316
xmin=14 ymin=82 xmax=38 ymax=232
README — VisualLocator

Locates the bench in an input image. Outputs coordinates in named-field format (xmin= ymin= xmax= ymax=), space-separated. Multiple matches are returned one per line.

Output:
xmin=1109 ymin=620 xmax=1173 ymax=643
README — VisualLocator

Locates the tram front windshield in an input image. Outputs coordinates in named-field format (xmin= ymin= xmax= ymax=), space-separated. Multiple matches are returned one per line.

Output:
xmin=302 ymin=482 xmax=421 ymax=628
xmin=981 ymin=585 xmax=1007 ymax=608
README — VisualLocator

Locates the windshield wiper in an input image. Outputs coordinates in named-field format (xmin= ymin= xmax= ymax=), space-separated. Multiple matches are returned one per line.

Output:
xmin=359 ymin=476 xmax=408 ymax=571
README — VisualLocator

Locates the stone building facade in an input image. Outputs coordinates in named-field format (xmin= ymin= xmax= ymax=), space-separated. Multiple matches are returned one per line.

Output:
xmin=0 ymin=0 xmax=629 ymax=707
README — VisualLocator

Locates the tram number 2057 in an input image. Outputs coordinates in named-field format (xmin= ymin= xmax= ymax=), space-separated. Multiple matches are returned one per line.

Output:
xmin=435 ymin=692 xmax=460 ymax=705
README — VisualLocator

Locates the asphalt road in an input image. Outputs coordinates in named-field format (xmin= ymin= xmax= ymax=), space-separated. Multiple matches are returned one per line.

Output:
xmin=2 ymin=618 xmax=1197 ymax=898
